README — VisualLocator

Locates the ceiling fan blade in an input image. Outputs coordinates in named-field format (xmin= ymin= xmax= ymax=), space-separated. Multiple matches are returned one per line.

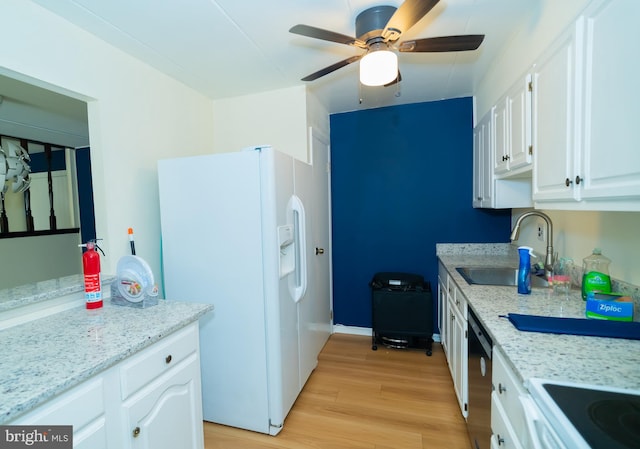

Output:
xmin=290 ymin=24 xmax=366 ymax=49
xmin=301 ymin=55 xmax=363 ymax=82
xmin=384 ymin=71 xmax=402 ymax=87
xmin=398 ymin=35 xmax=485 ymax=52
xmin=382 ymin=0 xmax=440 ymax=41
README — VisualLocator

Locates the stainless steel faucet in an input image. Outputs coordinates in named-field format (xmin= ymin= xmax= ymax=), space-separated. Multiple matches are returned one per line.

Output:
xmin=510 ymin=211 xmax=555 ymax=280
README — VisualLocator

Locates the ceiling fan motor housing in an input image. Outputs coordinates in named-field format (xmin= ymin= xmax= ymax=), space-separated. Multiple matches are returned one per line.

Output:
xmin=356 ymin=5 xmax=397 ymax=42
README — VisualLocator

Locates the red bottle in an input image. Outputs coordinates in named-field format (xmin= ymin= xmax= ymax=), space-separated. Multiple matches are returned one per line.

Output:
xmin=82 ymin=241 xmax=103 ymax=309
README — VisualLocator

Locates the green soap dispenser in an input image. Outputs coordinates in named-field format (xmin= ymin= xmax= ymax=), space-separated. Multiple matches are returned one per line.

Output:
xmin=581 ymin=248 xmax=611 ymax=300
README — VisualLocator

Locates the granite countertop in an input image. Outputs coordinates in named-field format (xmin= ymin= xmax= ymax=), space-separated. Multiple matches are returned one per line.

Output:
xmin=0 ymin=299 xmax=213 ymax=424
xmin=437 ymin=244 xmax=640 ymax=391
xmin=0 ymin=274 xmax=116 ymax=313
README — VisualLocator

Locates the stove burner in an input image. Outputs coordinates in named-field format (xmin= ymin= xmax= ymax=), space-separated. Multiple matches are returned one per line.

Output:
xmin=542 ymin=383 xmax=640 ymax=449
xmin=588 ymin=399 xmax=640 ymax=448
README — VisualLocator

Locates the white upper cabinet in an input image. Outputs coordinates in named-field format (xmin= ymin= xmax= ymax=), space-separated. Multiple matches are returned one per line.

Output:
xmin=531 ymin=23 xmax=580 ymax=203
xmin=578 ymin=0 xmax=640 ymax=205
xmin=473 ymin=111 xmax=493 ymax=208
xmin=533 ymin=0 xmax=640 ymax=210
xmin=492 ymin=98 xmax=509 ymax=176
xmin=494 ymin=75 xmax=533 ymax=178
xmin=473 ymin=106 xmax=532 ymax=209
xmin=506 ymin=74 xmax=533 ymax=174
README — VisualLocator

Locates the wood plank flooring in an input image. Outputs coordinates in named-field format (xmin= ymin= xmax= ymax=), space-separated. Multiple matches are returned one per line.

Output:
xmin=204 ymin=333 xmax=471 ymax=449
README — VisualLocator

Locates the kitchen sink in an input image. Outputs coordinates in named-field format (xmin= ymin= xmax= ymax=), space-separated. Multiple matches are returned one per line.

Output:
xmin=456 ymin=267 xmax=549 ymax=288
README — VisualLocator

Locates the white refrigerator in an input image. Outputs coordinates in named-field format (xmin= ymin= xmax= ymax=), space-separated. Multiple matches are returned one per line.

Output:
xmin=157 ymin=146 xmax=316 ymax=435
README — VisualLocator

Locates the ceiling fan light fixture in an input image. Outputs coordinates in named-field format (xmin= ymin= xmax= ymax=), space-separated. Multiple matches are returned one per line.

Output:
xmin=359 ymin=46 xmax=398 ymax=87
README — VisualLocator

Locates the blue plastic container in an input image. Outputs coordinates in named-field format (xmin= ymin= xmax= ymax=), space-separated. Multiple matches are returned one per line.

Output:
xmin=517 ymin=246 xmax=534 ymax=295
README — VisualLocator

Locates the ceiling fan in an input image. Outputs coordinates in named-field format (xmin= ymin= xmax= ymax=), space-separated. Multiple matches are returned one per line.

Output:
xmin=289 ymin=0 xmax=485 ymax=87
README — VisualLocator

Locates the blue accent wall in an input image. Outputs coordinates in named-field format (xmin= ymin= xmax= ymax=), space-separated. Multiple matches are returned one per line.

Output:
xmin=75 ymin=147 xmax=96 ymax=244
xmin=330 ymin=97 xmax=511 ymax=329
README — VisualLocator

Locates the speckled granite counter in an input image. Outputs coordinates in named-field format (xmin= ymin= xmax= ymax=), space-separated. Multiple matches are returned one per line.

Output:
xmin=437 ymin=243 xmax=640 ymax=391
xmin=0 ymin=274 xmax=116 ymax=313
xmin=0 ymin=299 xmax=213 ymax=423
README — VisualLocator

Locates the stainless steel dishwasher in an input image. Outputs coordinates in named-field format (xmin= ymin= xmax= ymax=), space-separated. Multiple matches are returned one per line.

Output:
xmin=467 ymin=308 xmax=493 ymax=449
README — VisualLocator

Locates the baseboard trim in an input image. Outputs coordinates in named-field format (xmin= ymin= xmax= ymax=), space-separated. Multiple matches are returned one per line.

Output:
xmin=332 ymin=324 xmax=371 ymax=336
xmin=331 ymin=324 xmax=441 ymax=343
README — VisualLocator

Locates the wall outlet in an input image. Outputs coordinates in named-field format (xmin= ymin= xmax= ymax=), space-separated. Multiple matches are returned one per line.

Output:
xmin=537 ymin=220 xmax=545 ymax=242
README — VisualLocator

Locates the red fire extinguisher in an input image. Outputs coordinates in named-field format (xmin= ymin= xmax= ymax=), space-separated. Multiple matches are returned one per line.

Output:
xmin=81 ymin=240 xmax=104 ymax=309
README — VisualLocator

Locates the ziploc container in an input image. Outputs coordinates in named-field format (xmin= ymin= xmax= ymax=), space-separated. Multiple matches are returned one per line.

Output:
xmin=585 ymin=292 xmax=634 ymax=322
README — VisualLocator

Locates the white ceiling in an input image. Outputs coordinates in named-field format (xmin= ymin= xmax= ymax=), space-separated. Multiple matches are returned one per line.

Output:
xmin=31 ymin=0 xmax=532 ymax=115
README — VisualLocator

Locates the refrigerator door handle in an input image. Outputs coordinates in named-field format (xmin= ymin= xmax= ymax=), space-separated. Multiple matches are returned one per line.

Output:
xmin=288 ymin=195 xmax=307 ymax=303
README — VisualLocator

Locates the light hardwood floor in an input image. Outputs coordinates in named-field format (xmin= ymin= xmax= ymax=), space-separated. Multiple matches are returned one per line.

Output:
xmin=204 ymin=333 xmax=471 ymax=449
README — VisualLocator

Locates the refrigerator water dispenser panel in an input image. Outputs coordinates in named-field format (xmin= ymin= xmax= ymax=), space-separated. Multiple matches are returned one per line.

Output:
xmin=278 ymin=224 xmax=295 ymax=278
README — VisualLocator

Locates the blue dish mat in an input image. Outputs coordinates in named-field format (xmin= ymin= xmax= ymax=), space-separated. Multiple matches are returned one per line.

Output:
xmin=505 ymin=313 xmax=640 ymax=340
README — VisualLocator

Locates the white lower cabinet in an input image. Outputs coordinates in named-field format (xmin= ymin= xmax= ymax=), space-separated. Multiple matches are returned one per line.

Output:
xmin=10 ymin=323 xmax=204 ymax=449
xmin=122 ymin=355 xmax=202 ymax=449
xmin=12 ymin=376 xmax=108 ymax=449
xmin=438 ymin=263 xmax=468 ymax=418
xmin=491 ymin=347 xmax=526 ymax=449
xmin=437 ymin=268 xmax=448 ymax=356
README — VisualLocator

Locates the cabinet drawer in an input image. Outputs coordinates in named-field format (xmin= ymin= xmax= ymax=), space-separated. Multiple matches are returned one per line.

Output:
xmin=120 ymin=323 xmax=198 ymax=399
xmin=492 ymin=347 xmax=526 ymax=439
xmin=448 ymin=278 xmax=467 ymax=320
xmin=12 ymin=376 xmax=105 ymax=430
xmin=491 ymin=393 xmax=524 ymax=449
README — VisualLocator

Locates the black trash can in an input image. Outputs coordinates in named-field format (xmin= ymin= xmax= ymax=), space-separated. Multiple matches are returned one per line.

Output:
xmin=370 ymin=272 xmax=434 ymax=356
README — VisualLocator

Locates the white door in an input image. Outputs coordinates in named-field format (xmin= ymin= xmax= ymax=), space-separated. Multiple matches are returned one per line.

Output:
xmin=311 ymin=128 xmax=332 ymax=349
xmin=297 ymin=128 xmax=332 ymax=389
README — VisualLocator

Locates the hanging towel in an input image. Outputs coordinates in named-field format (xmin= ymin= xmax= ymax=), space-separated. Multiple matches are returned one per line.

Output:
xmin=505 ymin=313 xmax=640 ymax=340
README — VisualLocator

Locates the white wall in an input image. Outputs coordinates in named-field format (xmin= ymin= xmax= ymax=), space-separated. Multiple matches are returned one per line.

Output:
xmin=476 ymin=0 xmax=640 ymax=286
xmin=212 ymin=85 xmax=312 ymax=161
xmin=0 ymin=0 xmax=215 ymax=285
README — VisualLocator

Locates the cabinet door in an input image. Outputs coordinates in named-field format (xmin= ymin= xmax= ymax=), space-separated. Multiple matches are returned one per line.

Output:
xmin=450 ymin=300 xmax=468 ymax=418
xmin=507 ymin=75 xmax=532 ymax=172
xmin=493 ymin=98 xmax=509 ymax=176
xmin=473 ymin=111 xmax=494 ymax=208
xmin=445 ymin=279 xmax=457 ymax=370
xmin=123 ymin=355 xmax=204 ymax=449
xmin=579 ymin=0 xmax=640 ymax=204
xmin=532 ymin=23 xmax=581 ymax=202
xmin=11 ymin=376 xmax=109 ymax=449
xmin=472 ymin=119 xmax=484 ymax=208
xmin=437 ymin=273 xmax=448 ymax=353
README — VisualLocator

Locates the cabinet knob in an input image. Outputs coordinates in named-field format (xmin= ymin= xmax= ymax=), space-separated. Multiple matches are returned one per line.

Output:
xmin=165 ymin=354 xmax=172 ymax=364
xmin=315 ymin=247 xmax=325 ymax=255
xmin=133 ymin=426 xmax=141 ymax=438
xmin=565 ymin=177 xmax=572 ymax=187
xmin=575 ymin=175 xmax=583 ymax=185
xmin=497 ymin=434 xmax=505 ymax=445
xmin=498 ymin=383 xmax=507 ymax=394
